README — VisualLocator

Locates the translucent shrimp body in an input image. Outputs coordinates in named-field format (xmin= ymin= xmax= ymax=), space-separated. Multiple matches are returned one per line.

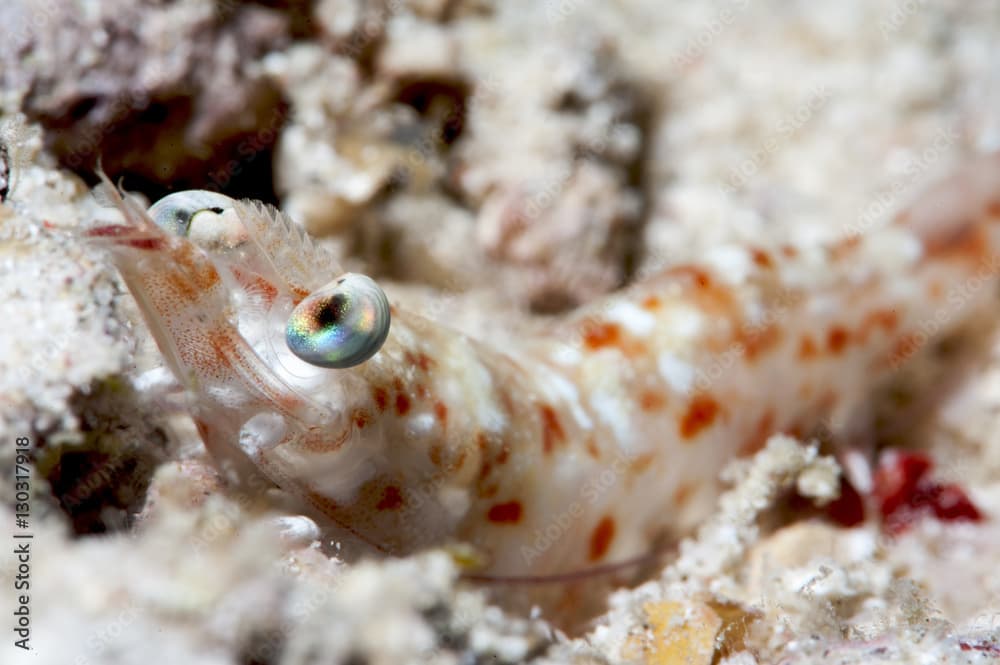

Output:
xmin=89 ymin=156 xmax=1000 ymax=579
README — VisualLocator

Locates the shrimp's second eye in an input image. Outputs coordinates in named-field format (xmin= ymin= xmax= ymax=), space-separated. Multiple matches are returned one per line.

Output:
xmin=148 ymin=190 xmax=235 ymax=236
xmin=148 ymin=190 xmax=246 ymax=249
xmin=286 ymin=273 xmax=391 ymax=368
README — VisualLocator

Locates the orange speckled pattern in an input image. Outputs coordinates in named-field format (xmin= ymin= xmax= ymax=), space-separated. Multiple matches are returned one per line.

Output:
xmin=93 ymin=155 xmax=1000 ymax=583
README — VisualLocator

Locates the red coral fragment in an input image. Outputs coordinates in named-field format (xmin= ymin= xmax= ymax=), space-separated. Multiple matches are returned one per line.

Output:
xmin=928 ymin=483 xmax=982 ymax=522
xmin=873 ymin=450 xmax=983 ymax=535
xmin=786 ymin=475 xmax=865 ymax=527
xmin=825 ymin=476 xmax=866 ymax=527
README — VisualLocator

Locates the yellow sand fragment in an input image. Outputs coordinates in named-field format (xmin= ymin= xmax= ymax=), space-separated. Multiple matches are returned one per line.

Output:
xmin=624 ymin=600 xmax=723 ymax=665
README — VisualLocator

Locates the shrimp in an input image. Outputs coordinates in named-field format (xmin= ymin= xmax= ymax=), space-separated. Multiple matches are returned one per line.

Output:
xmin=86 ymin=154 xmax=1000 ymax=582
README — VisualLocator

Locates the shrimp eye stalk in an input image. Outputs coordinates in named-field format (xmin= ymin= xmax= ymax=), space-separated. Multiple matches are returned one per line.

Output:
xmin=285 ymin=273 xmax=391 ymax=368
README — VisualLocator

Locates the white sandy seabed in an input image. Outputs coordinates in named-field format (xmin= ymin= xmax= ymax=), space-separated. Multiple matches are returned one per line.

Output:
xmin=1 ymin=1 xmax=1000 ymax=663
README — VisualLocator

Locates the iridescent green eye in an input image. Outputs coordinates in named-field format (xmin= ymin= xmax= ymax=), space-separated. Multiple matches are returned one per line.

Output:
xmin=286 ymin=273 xmax=391 ymax=369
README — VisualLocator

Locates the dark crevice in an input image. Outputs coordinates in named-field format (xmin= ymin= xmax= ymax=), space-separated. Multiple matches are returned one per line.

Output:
xmin=619 ymin=88 xmax=657 ymax=286
xmin=135 ymin=100 xmax=170 ymax=124
xmin=40 ymin=382 xmax=169 ymax=537
xmin=239 ymin=628 xmax=285 ymax=665
xmin=393 ymin=76 xmax=470 ymax=147
xmin=67 ymin=96 xmax=100 ymax=121
xmin=55 ymin=93 xmax=287 ymax=206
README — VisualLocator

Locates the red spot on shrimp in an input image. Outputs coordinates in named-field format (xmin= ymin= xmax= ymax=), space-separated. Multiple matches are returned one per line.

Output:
xmin=672 ymin=483 xmax=694 ymax=508
xmin=665 ymin=264 xmax=713 ymax=288
xmin=175 ymin=243 xmax=221 ymax=291
xmin=664 ymin=265 xmax=738 ymax=317
xmin=305 ymin=491 xmax=340 ymax=517
xmin=495 ymin=443 xmax=511 ymax=465
xmin=857 ymin=308 xmax=899 ymax=343
xmin=641 ymin=295 xmax=661 ymax=310
xmin=297 ymin=427 xmax=350 ymax=454
xmin=452 ymin=447 xmax=468 ymax=471
xmin=581 ymin=319 xmax=647 ymax=356
xmin=477 ymin=457 xmax=493 ymax=484
xmin=476 ymin=431 xmax=490 ymax=452
xmin=487 ymin=501 xmax=523 ymax=524
xmin=780 ymin=244 xmax=799 ymax=258
xmin=585 ymin=438 xmax=601 ymax=459
xmin=165 ymin=269 xmax=202 ymax=303
xmin=827 ymin=326 xmax=850 ymax=354
xmin=816 ymin=388 xmax=839 ymax=412
xmin=750 ymin=247 xmax=773 ymax=268
xmin=434 ymin=401 xmax=448 ymax=427
xmin=986 ymin=199 xmax=1000 ymax=219
xmin=232 ymin=266 xmax=279 ymax=303
xmin=740 ymin=324 xmax=783 ymax=362
xmin=193 ymin=418 xmax=212 ymax=440
xmin=429 ymin=444 xmax=443 ymax=467
xmin=405 ymin=350 xmax=434 ymax=371
xmin=253 ymin=276 xmax=279 ymax=302
xmin=372 ymin=387 xmax=388 ymax=412
xmin=629 ymin=453 xmax=655 ymax=476
xmin=638 ymin=389 xmax=667 ymax=412
xmin=539 ymin=404 xmax=566 ymax=454
xmin=203 ymin=329 xmax=236 ymax=371
xmin=921 ymin=219 xmax=987 ymax=262
xmin=679 ymin=394 xmax=721 ymax=440
xmin=395 ymin=392 xmax=411 ymax=416
xmin=289 ymin=285 xmax=311 ymax=305
xmin=883 ymin=333 xmax=921 ymax=368
xmin=582 ymin=321 xmax=622 ymax=350
xmin=738 ymin=408 xmax=774 ymax=457
xmin=830 ymin=234 xmax=861 ymax=259
xmin=588 ymin=516 xmax=616 ymax=561
xmin=928 ymin=280 xmax=944 ymax=300
xmin=798 ymin=334 xmax=819 ymax=359
xmin=376 ymin=485 xmax=404 ymax=511
xmin=352 ymin=409 xmax=370 ymax=429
